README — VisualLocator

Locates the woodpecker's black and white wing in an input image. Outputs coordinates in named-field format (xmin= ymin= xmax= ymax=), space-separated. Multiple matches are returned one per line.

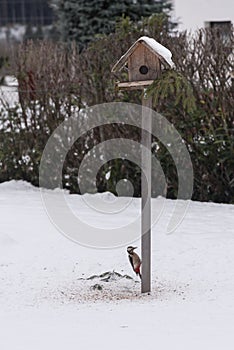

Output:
xmin=128 ymin=254 xmax=134 ymax=271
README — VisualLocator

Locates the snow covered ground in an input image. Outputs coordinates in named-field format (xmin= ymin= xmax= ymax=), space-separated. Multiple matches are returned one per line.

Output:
xmin=0 ymin=180 xmax=234 ymax=350
xmin=0 ymin=76 xmax=19 ymax=110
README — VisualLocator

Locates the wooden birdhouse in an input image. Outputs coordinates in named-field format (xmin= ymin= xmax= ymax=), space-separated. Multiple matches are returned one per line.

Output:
xmin=112 ymin=36 xmax=174 ymax=90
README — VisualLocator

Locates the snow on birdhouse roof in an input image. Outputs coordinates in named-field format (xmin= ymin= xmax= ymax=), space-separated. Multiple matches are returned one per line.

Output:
xmin=112 ymin=36 xmax=175 ymax=73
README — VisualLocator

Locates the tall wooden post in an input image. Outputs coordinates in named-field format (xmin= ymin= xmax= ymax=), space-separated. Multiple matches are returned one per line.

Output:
xmin=141 ymin=92 xmax=152 ymax=293
xmin=111 ymin=36 xmax=173 ymax=294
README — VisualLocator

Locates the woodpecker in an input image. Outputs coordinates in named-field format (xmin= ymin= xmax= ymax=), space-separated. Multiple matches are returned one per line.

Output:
xmin=127 ymin=246 xmax=142 ymax=279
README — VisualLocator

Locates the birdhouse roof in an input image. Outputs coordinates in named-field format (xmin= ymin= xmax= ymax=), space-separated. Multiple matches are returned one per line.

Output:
xmin=112 ymin=36 xmax=175 ymax=73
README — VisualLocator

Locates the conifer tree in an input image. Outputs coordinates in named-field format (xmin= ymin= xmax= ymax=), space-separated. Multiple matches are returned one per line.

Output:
xmin=51 ymin=0 xmax=173 ymax=49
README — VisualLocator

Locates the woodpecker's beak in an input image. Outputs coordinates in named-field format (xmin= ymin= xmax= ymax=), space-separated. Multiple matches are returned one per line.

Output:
xmin=133 ymin=246 xmax=137 ymax=250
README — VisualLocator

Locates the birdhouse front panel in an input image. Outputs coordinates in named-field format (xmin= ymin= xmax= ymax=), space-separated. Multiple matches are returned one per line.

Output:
xmin=128 ymin=43 xmax=161 ymax=82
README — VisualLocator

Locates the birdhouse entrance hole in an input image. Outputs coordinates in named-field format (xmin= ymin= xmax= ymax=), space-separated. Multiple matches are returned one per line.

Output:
xmin=139 ymin=65 xmax=149 ymax=75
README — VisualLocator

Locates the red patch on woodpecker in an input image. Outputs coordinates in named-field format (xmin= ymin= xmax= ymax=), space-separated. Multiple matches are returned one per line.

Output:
xmin=134 ymin=265 xmax=141 ymax=274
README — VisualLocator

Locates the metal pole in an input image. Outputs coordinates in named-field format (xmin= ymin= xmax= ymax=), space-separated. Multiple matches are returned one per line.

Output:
xmin=141 ymin=92 xmax=152 ymax=294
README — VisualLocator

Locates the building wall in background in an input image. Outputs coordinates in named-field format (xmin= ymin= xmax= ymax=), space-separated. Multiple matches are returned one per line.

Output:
xmin=173 ymin=0 xmax=234 ymax=32
xmin=0 ymin=0 xmax=54 ymax=26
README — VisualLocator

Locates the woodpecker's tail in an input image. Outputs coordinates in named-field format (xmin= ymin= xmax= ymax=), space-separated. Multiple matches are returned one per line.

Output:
xmin=135 ymin=266 xmax=142 ymax=280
